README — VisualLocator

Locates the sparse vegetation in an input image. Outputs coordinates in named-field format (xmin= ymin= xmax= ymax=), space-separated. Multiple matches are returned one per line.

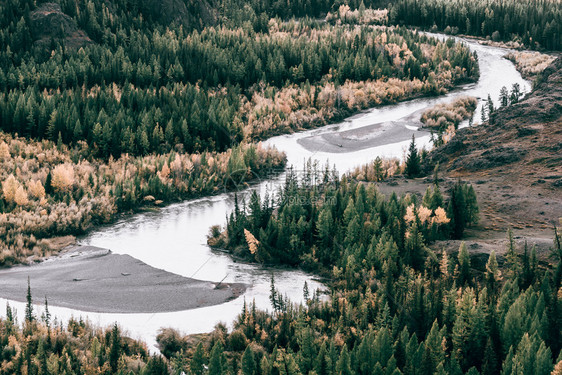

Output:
xmin=421 ymin=96 xmax=477 ymax=132
xmin=506 ymin=51 xmax=558 ymax=78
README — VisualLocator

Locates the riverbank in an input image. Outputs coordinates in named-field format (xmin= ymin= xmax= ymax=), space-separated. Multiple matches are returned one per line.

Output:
xmin=0 ymin=245 xmax=246 ymax=313
xmin=297 ymin=107 xmax=427 ymax=153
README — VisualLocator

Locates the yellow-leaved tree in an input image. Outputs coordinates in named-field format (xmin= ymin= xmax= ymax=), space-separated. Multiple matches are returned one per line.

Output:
xmin=52 ymin=164 xmax=75 ymax=193
xmin=2 ymin=175 xmax=19 ymax=203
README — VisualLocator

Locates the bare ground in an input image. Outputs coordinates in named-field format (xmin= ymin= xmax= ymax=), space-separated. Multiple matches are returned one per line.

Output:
xmin=376 ymin=174 xmax=560 ymax=263
xmin=0 ymin=246 xmax=246 ymax=314
xmin=379 ymin=57 xmax=562 ymax=262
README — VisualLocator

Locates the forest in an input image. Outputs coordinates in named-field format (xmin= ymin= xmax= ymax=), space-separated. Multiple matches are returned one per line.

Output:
xmin=0 ymin=132 xmax=285 ymax=265
xmin=3 ymin=163 xmax=560 ymax=374
xmin=0 ymin=0 xmax=560 ymax=374
xmin=196 ymin=167 xmax=562 ymax=375
xmin=0 ymin=286 xmax=167 ymax=374
xmin=0 ymin=0 xmax=478 ymax=158
xmin=390 ymin=0 xmax=562 ymax=50
xmin=212 ymin=163 xmax=479 ymax=269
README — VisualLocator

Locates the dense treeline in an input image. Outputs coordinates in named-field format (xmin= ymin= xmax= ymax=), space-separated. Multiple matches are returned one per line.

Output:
xmin=0 ymin=285 xmax=170 ymax=374
xmin=220 ymin=0 xmax=389 ymax=22
xmin=0 ymin=0 xmax=477 ymax=158
xmin=173 ymin=168 xmax=562 ymax=375
xmin=3 ymin=165 xmax=561 ymax=375
xmin=211 ymin=164 xmax=478 ymax=269
xmin=390 ymin=0 xmax=562 ymax=50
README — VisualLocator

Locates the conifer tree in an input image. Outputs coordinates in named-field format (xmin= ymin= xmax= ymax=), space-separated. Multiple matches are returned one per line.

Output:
xmin=109 ymin=324 xmax=121 ymax=372
xmin=190 ymin=343 xmax=206 ymax=375
xmin=505 ymin=228 xmax=520 ymax=279
xmin=499 ymin=86 xmax=509 ymax=107
xmin=447 ymin=181 xmax=467 ymax=239
xmin=241 ymin=345 xmax=256 ymax=375
xmin=485 ymin=250 xmax=500 ymax=295
xmin=208 ymin=342 xmax=226 ymax=375
xmin=458 ymin=242 xmax=471 ymax=285
xmin=336 ymin=346 xmax=353 ymax=375
xmin=25 ymin=277 xmax=33 ymax=324
xmin=487 ymin=94 xmax=495 ymax=116
xmin=405 ymin=134 xmax=421 ymax=178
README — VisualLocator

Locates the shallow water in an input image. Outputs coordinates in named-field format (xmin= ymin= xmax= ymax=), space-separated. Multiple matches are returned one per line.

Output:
xmin=1 ymin=34 xmax=530 ymax=352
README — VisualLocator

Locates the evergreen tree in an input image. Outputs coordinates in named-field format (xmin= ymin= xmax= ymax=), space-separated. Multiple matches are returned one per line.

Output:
xmin=457 ymin=242 xmax=471 ymax=286
xmin=405 ymin=134 xmax=421 ymax=178
xmin=109 ymin=324 xmax=121 ymax=372
xmin=190 ymin=342 xmax=206 ymax=375
xmin=208 ymin=341 xmax=226 ymax=375
xmin=25 ymin=277 xmax=34 ymax=324
xmin=499 ymin=86 xmax=509 ymax=107
xmin=447 ymin=181 xmax=467 ymax=239
xmin=241 ymin=345 xmax=256 ymax=375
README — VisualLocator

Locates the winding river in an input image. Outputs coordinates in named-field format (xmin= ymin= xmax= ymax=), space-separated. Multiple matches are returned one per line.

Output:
xmin=1 ymin=34 xmax=530 ymax=351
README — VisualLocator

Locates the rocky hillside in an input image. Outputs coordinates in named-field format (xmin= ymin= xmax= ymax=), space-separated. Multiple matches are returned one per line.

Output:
xmin=430 ymin=57 xmax=562 ymax=186
xmin=426 ymin=57 xmax=561 ymax=244
xmin=30 ymin=3 xmax=93 ymax=50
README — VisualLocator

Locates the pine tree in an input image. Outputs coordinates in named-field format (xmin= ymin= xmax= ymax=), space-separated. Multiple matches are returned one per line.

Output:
xmin=499 ymin=86 xmax=509 ymax=107
xmin=269 ymin=274 xmax=279 ymax=312
xmin=208 ymin=341 xmax=226 ymax=375
xmin=505 ymin=228 xmax=520 ymax=279
xmin=25 ymin=277 xmax=33 ymax=322
xmin=486 ymin=94 xmax=494 ymax=115
xmin=43 ymin=296 xmax=51 ymax=330
xmin=405 ymin=134 xmax=421 ymax=178
xmin=24 ymin=277 xmax=34 ymax=335
xmin=241 ymin=345 xmax=256 ymax=375
xmin=37 ymin=339 xmax=49 ymax=375
xmin=336 ymin=346 xmax=353 ymax=375
xmin=510 ymin=83 xmax=521 ymax=104
xmin=485 ymin=250 xmax=500 ymax=295
xmin=109 ymin=324 xmax=121 ymax=372
xmin=190 ymin=342 xmax=206 ymax=375
xmin=481 ymin=337 xmax=498 ymax=375
xmin=447 ymin=181 xmax=467 ymax=239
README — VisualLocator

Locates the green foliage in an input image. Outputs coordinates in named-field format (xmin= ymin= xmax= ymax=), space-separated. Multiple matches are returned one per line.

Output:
xmin=0 ymin=0 xmax=477 ymax=158
xmin=447 ymin=180 xmax=479 ymax=239
xmin=405 ymin=135 xmax=422 ymax=178
xmin=390 ymin=0 xmax=562 ymax=50
xmin=194 ymin=163 xmax=561 ymax=375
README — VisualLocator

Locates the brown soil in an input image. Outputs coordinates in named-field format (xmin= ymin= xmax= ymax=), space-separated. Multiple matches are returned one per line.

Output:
xmin=377 ymin=58 xmax=562 ymax=261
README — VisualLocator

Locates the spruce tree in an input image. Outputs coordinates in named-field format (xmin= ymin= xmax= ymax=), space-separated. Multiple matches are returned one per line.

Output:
xmin=241 ymin=345 xmax=256 ymax=375
xmin=109 ymin=324 xmax=121 ymax=372
xmin=447 ymin=181 xmax=467 ymax=239
xmin=190 ymin=342 xmax=206 ymax=375
xmin=405 ymin=134 xmax=421 ymax=178
xmin=499 ymin=86 xmax=509 ymax=107
xmin=25 ymin=276 xmax=34 ymax=335
xmin=485 ymin=250 xmax=500 ymax=295
xmin=208 ymin=342 xmax=225 ymax=375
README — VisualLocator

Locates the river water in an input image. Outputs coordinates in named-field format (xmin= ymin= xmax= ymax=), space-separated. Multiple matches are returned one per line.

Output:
xmin=0 ymin=34 xmax=530 ymax=352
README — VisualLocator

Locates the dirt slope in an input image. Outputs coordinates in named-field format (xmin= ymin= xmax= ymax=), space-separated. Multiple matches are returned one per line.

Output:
xmin=420 ymin=57 xmax=562 ymax=258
